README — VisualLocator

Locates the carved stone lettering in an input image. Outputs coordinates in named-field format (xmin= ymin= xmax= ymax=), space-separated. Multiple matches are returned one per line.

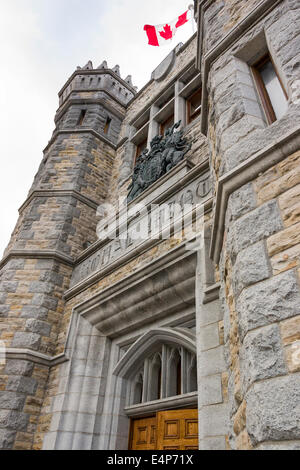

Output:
xmin=70 ymin=170 xmax=212 ymax=287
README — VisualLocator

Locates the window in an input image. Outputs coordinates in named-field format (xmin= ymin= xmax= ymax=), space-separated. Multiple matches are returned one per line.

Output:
xmin=252 ymin=55 xmax=288 ymax=124
xmin=167 ymin=349 xmax=181 ymax=398
xmin=78 ymin=110 xmax=87 ymax=126
xmin=133 ymin=373 xmax=144 ymax=405
xmin=149 ymin=353 xmax=162 ymax=402
xmin=135 ymin=139 xmax=147 ymax=164
xmin=187 ymin=89 xmax=202 ymax=123
xmin=177 ymin=358 xmax=182 ymax=396
xmin=129 ymin=345 xmax=196 ymax=406
xmin=160 ymin=114 xmax=174 ymax=136
xmin=104 ymin=116 xmax=112 ymax=134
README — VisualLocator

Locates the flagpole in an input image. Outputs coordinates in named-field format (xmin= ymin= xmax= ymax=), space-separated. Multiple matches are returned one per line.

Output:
xmin=188 ymin=4 xmax=196 ymax=35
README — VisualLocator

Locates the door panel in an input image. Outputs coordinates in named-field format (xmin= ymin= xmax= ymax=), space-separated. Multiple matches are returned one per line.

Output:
xmin=130 ymin=409 xmax=198 ymax=450
xmin=130 ymin=416 xmax=157 ymax=450
xmin=157 ymin=410 xmax=198 ymax=451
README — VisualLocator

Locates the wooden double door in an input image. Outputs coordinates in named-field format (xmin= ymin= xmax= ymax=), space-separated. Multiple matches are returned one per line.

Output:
xmin=129 ymin=409 xmax=198 ymax=450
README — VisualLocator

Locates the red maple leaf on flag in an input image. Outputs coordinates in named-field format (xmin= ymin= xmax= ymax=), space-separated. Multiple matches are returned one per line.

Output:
xmin=159 ymin=24 xmax=173 ymax=40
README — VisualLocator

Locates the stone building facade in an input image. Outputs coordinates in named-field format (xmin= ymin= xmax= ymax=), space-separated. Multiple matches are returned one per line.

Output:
xmin=0 ymin=0 xmax=299 ymax=450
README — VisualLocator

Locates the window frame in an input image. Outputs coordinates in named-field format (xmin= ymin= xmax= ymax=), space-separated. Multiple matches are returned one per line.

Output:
xmin=186 ymin=88 xmax=202 ymax=124
xmin=128 ymin=345 xmax=196 ymax=407
xmin=103 ymin=116 xmax=112 ymax=135
xmin=135 ymin=138 xmax=148 ymax=165
xmin=78 ymin=109 xmax=87 ymax=126
xmin=252 ymin=55 xmax=288 ymax=125
xmin=160 ymin=114 xmax=175 ymax=136
xmin=128 ymin=67 xmax=201 ymax=171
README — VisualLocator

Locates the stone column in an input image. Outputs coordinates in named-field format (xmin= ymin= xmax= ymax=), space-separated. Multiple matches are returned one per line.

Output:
xmin=196 ymin=226 xmax=229 ymax=450
xmin=175 ymin=81 xmax=186 ymax=128
xmin=147 ymin=104 xmax=160 ymax=148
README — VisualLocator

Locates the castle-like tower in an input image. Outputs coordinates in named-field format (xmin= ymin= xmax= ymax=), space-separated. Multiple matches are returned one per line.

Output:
xmin=0 ymin=61 xmax=136 ymax=449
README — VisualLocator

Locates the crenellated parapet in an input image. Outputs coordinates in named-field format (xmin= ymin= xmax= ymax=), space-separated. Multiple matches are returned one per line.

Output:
xmin=58 ymin=60 xmax=137 ymax=108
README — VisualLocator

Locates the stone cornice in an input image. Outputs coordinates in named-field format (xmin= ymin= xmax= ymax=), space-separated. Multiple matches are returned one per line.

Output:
xmin=197 ymin=0 xmax=283 ymax=135
xmin=0 ymin=250 xmax=74 ymax=270
xmin=5 ymin=349 xmax=68 ymax=368
xmin=116 ymin=136 xmax=128 ymax=149
xmin=72 ymin=159 xmax=210 ymax=266
xmin=43 ymin=128 xmax=117 ymax=154
xmin=124 ymin=392 xmax=198 ymax=417
xmin=67 ymin=197 xmax=212 ymax=299
xmin=71 ymin=244 xmax=196 ymax=309
xmin=203 ymin=282 xmax=221 ymax=305
xmin=71 ymin=243 xmax=198 ymax=337
xmin=55 ymin=94 xmax=126 ymax=123
xmin=210 ymin=126 xmax=300 ymax=264
xmin=18 ymin=189 xmax=99 ymax=214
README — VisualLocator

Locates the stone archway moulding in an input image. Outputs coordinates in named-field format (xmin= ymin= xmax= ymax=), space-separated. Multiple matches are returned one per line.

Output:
xmin=113 ymin=327 xmax=196 ymax=380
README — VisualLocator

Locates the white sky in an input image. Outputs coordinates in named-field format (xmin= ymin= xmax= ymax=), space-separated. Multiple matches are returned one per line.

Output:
xmin=0 ymin=0 xmax=195 ymax=258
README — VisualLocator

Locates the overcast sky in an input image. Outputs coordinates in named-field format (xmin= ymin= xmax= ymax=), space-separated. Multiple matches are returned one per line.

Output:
xmin=0 ymin=0 xmax=195 ymax=258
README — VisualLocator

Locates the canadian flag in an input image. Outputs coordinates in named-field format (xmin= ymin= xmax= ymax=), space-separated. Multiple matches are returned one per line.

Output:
xmin=144 ymin=10 xmax=191 ymax=47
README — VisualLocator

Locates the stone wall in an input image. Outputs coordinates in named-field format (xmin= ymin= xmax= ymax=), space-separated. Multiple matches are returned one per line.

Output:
xmin=206 ymin=0 xmax=300 ymax=180
xmin=219 ymin=150 xmax=300 ymax=449
xmin=4 ymin=196 xmax=98 ymax=260
xmin=0 ymin=257 xmax=73 ymax=449
xmin=202 ymin=0 xmax=263 ymax=54
xmin=201 ymin=0 xmax=300 ymax=450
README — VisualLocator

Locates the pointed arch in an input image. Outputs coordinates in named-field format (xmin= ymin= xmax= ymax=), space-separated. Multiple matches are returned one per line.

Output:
xmin=113 ymin=327 xmax=196 ymax=380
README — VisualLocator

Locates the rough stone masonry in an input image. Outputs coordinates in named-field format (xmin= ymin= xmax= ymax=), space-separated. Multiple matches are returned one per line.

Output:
xmin=0 ymin=0 xmax=299 ymax=450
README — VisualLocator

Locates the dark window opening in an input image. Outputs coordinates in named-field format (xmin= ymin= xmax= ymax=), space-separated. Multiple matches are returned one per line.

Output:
xmin=78 ymin=110 xmax=87 ymax=126
xmin=168 ymin=349 xmax=181 ymax=398
xmin=189 ymin=362 xmax=198 ymax=393
xmin=104 ymin=117 xmax=112 ymax=134
xmin=135 ymin=139 xmax=147 ymax=165
xmin=160 ymin=114 xmax=174 ymax=136
xmin=176 ymin=358 xmax=182 ymax=396
xmin=133 ymin=374 xmax=144 ymax=405
xmin=252 ymin=55 xmax=288 ymax=124
xmin=187 ymin=89 xmax=202 ymax=123
xmin=149 ymin=354 xmax=162 ymax=402
xmin=157 ymin=366 xmax=162 ymax=400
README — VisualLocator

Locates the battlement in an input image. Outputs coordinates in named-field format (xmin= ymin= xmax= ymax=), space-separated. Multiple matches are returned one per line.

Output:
xmin=58 ymin=60 xmax=137 ymax=108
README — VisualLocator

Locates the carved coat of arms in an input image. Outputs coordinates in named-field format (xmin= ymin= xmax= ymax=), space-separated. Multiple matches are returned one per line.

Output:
xmin=128 ymin=121 xmax=191 ymax=202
